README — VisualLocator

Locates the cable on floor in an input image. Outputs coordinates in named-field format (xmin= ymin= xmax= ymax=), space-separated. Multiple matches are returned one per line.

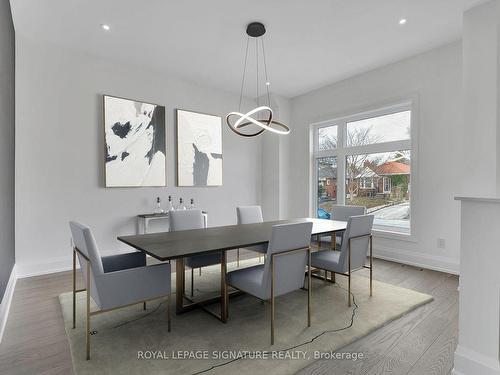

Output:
xmin=191 ymin=285 xmax=359 ymax=375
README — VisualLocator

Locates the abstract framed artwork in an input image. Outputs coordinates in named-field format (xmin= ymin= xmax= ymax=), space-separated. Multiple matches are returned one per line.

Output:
xmin=176 ymin=109 xmax=223 ymax=186
xmin=103 ymin=95 xmax=166 ymax=187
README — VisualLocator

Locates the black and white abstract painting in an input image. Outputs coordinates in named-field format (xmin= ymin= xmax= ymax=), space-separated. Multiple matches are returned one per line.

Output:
xmin=176 ymin=109 xmax=222 ymax=186
xmin=104 ymin=95 xmax=166 ymax=187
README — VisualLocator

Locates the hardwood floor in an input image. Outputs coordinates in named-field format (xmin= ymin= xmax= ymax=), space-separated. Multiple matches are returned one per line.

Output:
xmin=0 ymin=254 xmax=458 ymax=375
xmin=298 ymin=262 xmax=458 ymax=375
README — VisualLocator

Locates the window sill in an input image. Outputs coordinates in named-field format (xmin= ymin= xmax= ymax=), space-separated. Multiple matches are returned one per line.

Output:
xmin=372 ymin=229 xmax=417 ymax=243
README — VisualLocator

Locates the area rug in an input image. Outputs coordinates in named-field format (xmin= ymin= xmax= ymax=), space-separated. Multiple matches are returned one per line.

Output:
xmin=59 ymin=259 xmax=433 ymax=375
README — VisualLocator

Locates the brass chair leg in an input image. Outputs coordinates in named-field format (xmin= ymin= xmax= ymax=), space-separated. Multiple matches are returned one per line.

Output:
xmin=348 ymin=273 xmax=351 ymax=307
xmin=271 ymin=297 xmax=275 ymax=345
xmin=191 ymin=268 xmax=194 ymax=297
xmin=237 ymin=249 xmax=240 ymax=267
xmin=72 ymin=248 xmax=76 ymax=329
xmin=183 ymin=265 xmax=186 ymax=296
xmin=86 ymin=263 xmax=91 ymax=360
xmin=370 ymin=235 xmax=373 ymax=297
xmin=221 ymin=251 xmax=228 ymax=322
xmin=143 ymin=301 xmax=146 ymax=310
xmin=271 ymin=254 xmax=275 ymax=345
xmin=307 ymin=247 xmax=311 ymax=327
xmin=348 ymin=238 xmax=352 ymax=307
xmin=167 ymin=294 xmax=171 ymax=332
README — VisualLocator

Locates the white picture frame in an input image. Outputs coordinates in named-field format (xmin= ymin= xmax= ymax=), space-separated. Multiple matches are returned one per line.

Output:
xmin=103 ymin=95 xmax=166 ymax=187
xmin=176 ymin=109 xmax=222 ymax=187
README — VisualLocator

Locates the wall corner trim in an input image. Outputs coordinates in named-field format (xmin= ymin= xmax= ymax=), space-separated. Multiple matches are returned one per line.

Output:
xmin=0 ymin=265 xmax=17 ymax=344
xmin=374 ymin=245 xmax=460 ymax=275
xmin=453 ymin=344 xmax=500 ymax=375
xmin=16 ymin=256 xmax=75 ymax=279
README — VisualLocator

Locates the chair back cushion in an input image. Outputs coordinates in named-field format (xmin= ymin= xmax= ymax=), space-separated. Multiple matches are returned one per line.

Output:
xmin=170 ymin=210 xmax=216 ymax=268
xmin=262 ymin=222 xmax=313 ymax=298
xmin=338 ymin=215 xmax=374 ymax=272
xmin=69 ymin=221 xmax=103 ymax=307
xmin=237 ymin=206 xmax=263 ymax=224
xmin=169 ymin=210 xmax=204 ymax=231
xmin=331 ymin=205 xmax=366 ymax=222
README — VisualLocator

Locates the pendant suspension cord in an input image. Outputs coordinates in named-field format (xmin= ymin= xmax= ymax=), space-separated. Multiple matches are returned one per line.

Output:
xmin=256 ymin=37 xmax=259 ymax=109
xmin=238 ymin=36 xmax=250 ymax=112
xmin=261 ymin=37 xmax=271 ymax=107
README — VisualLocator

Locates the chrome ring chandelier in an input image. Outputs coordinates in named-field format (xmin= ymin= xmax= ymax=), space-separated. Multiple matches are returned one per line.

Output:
xmin=226 ymin=22 xmax=290 ymax=137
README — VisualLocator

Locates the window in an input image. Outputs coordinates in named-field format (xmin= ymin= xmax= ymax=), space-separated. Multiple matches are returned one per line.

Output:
xmin=312 ymin=103 xmax=412 ymax=234
xmin=346 ymin=111 xmax=411 ymax=146
xmin=316 ymin=157 xmax=337 ymax=219
xmin=359 ymin=178 xmax=374 ymax=189
xmin=318 ymin=126 xmax=337 ymax=151
xmin=383 ymin=177 xmax=392 ymax=194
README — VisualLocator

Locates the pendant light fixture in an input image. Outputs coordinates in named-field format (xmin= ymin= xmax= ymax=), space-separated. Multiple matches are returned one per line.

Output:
xmin=226 ymin=22 xmax=290 ymax=137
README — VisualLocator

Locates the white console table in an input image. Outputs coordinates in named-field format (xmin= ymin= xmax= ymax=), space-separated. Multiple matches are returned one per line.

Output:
xmin=453 ymin=197 xmax=500 ymax=375
xmin=137 ymin=211 xmax=208 ymax=234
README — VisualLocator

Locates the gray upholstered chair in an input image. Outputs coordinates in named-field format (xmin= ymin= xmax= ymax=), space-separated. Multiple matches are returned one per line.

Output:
xmin=332 ymin=205 xmax=367 ymax=220
xmin=310 ymin=214 xmax=374 ymax=306
xmin=318 ymin=205 xmax=367 ymax=249
xmin=69 ymin=221 xmax=171 ymax=360
xmin=236 ymin=205 xmax=267 ymax=265
xmin=227 ymin=221 xmax=313 ymax=344
xmin=169 ymin=210 xmax=221 ymax=297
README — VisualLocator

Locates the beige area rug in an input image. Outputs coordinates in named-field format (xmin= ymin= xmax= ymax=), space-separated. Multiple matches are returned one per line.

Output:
xmin=60 ymin=258 xmax=433 ymax=375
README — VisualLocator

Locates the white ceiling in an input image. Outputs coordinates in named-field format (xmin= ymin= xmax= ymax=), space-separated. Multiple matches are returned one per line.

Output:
xmin=10 ymin=0 xmax=486 ymax=98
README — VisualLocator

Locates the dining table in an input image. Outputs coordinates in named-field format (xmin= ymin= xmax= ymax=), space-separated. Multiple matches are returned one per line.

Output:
xmin=117 ymin=217 xmax=347 ymax=323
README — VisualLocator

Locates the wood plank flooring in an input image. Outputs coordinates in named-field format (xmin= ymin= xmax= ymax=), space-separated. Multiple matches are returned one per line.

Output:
xmin=298 ymin=263 xmax=458 ymax=375
xmin=0 ymin=252 xmax=458 ymax=375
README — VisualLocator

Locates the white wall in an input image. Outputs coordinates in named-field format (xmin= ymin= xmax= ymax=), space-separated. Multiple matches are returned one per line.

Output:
xmin=15 ymin=33 xmax=469 ymax=276
xmin=288 ymin=42 xmax=463 ymax=273
xmin=15 ymin=35 xmax=263 ymax=277
xmin=0 ymin=0 xmax=15 ymax=299
xmin=453 ymin=3 xmax=500 ymax=374
xmin=261 ymin=93 xmax=292 ymax=221
xmin=462 ymin=1 xmax=499 ymax=197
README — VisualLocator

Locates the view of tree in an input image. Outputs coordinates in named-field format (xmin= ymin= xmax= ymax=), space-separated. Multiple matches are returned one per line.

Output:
xmin=318 ymin=126 xmax=337 ymax=150
xmin=315 ymin=110 xmax=412 ymax=232
xmin=345 ymin=127 xmax=382 ymax=202
xmin=319 ymin=134 xmax=337 ymax=150
xmin=318 ymin=183 xmax=325 ymax=198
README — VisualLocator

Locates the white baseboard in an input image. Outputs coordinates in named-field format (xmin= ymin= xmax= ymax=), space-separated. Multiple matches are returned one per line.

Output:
xmin=0 ymin=265 xmax=17 ymax=344
xmin=453 ymin=345 xmax=500 ymax=375
xmin=16 ymin=255 xmax=75 ymax=279
xmin=374 ymin=245 xmax=460 ymax=275
xmin=17 ymin=246 xmax=460 ymax=279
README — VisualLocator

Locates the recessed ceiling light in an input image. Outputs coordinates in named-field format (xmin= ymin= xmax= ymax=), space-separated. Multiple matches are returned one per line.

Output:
xmin=265 ymin=81 xmax=271 ymax=86
xmin=399 ymin=19 xmax=407 ymax=25
xmin=101 ymin=24 xmax=110 ymax=31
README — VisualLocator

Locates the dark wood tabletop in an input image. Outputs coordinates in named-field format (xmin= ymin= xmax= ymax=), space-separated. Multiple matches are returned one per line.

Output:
xmin=118 ymin=218 xmax=347 ymax=261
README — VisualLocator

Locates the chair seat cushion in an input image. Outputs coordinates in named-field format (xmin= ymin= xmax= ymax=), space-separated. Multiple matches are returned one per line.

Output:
xmin=98 ymin=263 xmax=171 ymax=310
xmin=310 ymin=250 xmax=345 ymax=273
xmin=185 ymin=253 xmax=221 ymax=269
xmin=242 ymin=244 xmax=267 ymax=254
xmin=227 ymin=264 xmax=267 ymax=300
xmin=101 ymin=252 xmax=146 ymax=273
xmin=317 ymin=234 xmax=343 ymax=248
